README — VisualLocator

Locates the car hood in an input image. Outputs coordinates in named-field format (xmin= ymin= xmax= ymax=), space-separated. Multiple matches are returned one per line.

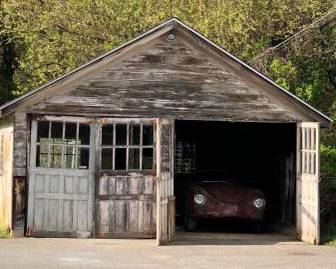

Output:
xmin=189 ymin=182 xmax=264 ymax=203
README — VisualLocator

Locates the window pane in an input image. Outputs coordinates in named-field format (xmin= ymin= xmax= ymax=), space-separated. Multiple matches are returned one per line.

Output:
xmin=143 ymin=125 xmax=153 ymax=145
xmin=78 ymin=148 xmax=89 ymax=169
xmin=312 ymin=130 xmax=316 ymax=150
xmin=115 ymin=148 xmax=126 ymax=170
xmin=142 ymin=148 xmax=153 ymax=170
xmin=79 ymin=124 xmax=90 ymax=145
xmin=64 ymin=146 xmax=77 ymax=169
xmin=129 ymin=148 xmax=140 ymax=169
xmin=51 ymin=122 xmax=63 ymax=144
xmin=307 ymin=128 xmax=311 ymax=150
xmin=65 ymin=122 xmax=77 ymax=145
xmin=101 ymin=148 xmax=113 ymax=170
xmin=36 ymin=145 xmax=48 ymax=167
xmin=50 ymin=145 xmax=62 ymax=168
xmin=129 ymin=124 xmax=140 ymax=145
xmin=312 ymin=153 xmax=316 ymax=174
xmin=116 ymin=124 xmax=127 ymax=145
xmin=102 ymin=124 xmax=114 ymax=145
xmin=37 ymin=121 xmax=49 ymax=143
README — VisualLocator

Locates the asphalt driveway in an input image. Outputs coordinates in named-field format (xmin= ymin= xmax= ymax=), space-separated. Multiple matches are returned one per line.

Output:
xmin=0 ymin=232 xmax=335 ymax=269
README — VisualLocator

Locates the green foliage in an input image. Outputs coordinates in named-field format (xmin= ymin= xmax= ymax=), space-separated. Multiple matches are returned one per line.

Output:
xmin=321 ymin=145 xmax=336 ymax=176
xmin=322 ymin=226 xmax=336 ymax=246
xmin=320 ymin=179 xmax=336 ymax=244
xmin=0 ymin=225 xmax=10 ymax=238
xmin=328 ymin=239 xmax=336 ymax=246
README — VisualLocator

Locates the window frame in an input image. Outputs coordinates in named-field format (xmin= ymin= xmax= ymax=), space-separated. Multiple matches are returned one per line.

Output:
xmin=99 ymin=121 xmax=156 ymax=173
xmin=34 ymin=119 xmax=91 ymax=170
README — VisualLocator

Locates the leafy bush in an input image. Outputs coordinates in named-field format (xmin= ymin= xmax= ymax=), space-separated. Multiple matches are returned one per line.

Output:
xmin=0 ymin=225 xmax=10 ymax=238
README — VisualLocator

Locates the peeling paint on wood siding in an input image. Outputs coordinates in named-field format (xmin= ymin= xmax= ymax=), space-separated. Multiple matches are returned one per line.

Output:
xmin=13 ymin=112 xmax=28 ymax=177
xmin=26 ymin=34 xmax=298 ymax=123
xmin=13 ymin=176 xmax=25 ymax=230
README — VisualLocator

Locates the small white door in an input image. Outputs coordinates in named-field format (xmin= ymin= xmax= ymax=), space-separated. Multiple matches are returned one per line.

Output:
xmin=297 ymin=122 xmax=320 ymax=244
xmin=156 ymin=119 xmax=175 ymax=245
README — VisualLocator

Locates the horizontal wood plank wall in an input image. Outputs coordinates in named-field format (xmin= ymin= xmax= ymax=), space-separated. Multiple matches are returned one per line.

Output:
xmin=0 ymin=116 xmax=14 ymax=231
xmin=96 ymin=174 xmax=156 ymax=238
xmin=27 ymin=33 xmax=298 ymax=123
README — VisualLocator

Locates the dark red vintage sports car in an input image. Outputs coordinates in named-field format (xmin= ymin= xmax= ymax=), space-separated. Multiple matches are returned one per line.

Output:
xmin=184 ymin=179 xmax=266 ymax=231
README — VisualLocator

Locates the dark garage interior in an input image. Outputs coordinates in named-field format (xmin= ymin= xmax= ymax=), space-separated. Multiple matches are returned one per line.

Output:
xmin=174 ymin=120 xmax=297 ymax=233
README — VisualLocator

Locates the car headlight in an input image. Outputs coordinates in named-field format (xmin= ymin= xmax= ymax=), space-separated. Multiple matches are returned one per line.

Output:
xmin=253 ymin=198 xmax=266 ymax=209
xmin=194 ymin=194 xmax=206 ymax=205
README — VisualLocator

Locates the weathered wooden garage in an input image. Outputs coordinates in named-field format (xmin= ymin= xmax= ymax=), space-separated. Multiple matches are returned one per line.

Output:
xmin=0 ymin=18 xmax=331 ymax=245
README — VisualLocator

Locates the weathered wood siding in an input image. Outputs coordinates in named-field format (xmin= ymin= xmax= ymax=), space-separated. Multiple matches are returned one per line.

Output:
xmin=96 ymin=174 xmax=156 ymax=238
xmin=13 ymin=112 xmax=28 ymax=177
xmin=12 ymin=112 xmax=29 ymax=231
xmin=27 ymin=169 xmax=94 ymax=238
xmin=156 ymin=119 xmax=175 ymax=245
xmin=0 ymin=116 xmax=13 ymax=230
xmin=26 ymin=32 xmax=299 ymax=122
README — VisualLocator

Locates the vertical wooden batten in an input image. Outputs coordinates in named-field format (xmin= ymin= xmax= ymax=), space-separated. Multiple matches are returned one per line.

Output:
xmin=156 ymin=118 xmax=175 ymax=245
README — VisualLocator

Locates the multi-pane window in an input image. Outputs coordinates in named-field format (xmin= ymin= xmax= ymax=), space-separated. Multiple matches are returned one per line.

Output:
xmin=36 ymin=121 xmax=90 ymax=169
xmin=100 ymin=123 xmax=154 ymax=171
xmin=300 ymin=127 xmax=317 ymax=175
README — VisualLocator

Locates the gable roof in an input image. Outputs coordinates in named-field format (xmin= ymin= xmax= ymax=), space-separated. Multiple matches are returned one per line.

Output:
xmin=0 ymin=17 xmax=332 ymax=125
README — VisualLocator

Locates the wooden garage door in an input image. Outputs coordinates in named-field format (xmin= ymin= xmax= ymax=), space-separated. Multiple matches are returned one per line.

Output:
xmin=27 ymin=119 xmax=95 ymax=237
xmin=297 ymin=122 xmax=320 ymax=244
xmin=95 ymin=119 xmax=157 ymax=238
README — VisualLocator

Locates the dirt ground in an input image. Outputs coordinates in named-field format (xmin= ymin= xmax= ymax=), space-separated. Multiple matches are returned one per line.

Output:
xmin=0 ymin=232 xmax=335 ymax=269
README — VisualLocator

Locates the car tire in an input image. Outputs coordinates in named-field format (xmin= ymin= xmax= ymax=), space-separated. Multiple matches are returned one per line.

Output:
xmin=184 ymin=217 xmax=197 ymax=231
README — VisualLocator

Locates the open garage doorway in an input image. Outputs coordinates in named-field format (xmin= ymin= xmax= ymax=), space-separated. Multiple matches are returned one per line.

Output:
xmin=174 ymin=120 xmax=297 ymax=236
